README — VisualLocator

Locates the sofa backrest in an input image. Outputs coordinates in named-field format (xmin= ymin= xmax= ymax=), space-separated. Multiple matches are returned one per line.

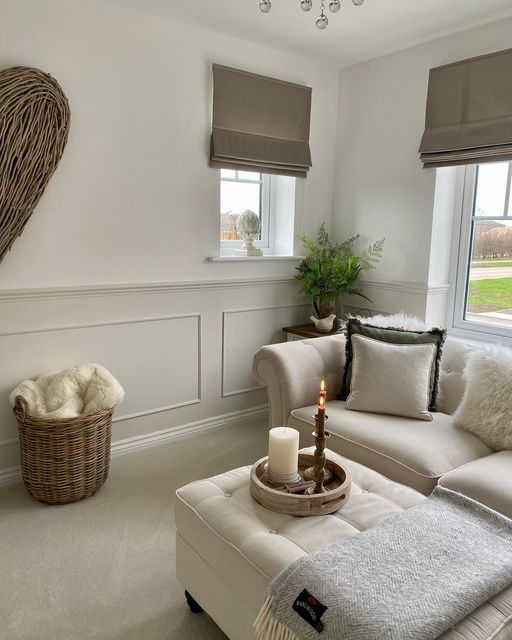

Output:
xmin=437 ymin=337 xmax=473 ymax=415
xmin=253 ymin=332 xmax=479 ymax=427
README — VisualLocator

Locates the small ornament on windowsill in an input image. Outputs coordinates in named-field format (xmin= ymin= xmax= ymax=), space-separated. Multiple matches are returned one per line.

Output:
xmin=234 ymin=209 xmax=263 ymax=256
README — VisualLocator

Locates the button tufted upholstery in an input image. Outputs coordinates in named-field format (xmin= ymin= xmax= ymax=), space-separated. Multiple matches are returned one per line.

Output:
xmin=177 ymin=451 xmax=424 ymax=583
xmin=176 ymin=449 xmax=512 ymax=640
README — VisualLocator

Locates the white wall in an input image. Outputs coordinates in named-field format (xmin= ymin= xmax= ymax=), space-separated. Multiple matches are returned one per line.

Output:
xmin=334 ymin=17 xmax=512 ymax=322
xmin=0 ymin=0 xmax=338 ymax=288
xmin=0 ymin=0 xmax=339 ymax=480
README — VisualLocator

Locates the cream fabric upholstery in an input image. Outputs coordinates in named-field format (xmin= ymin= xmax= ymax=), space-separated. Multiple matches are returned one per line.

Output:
xmin=253 ymin=334 xmax=346 ymax=427
xmin=289 ymin=402 xmax=491 ymax=494
xmin=439 ymin=451 xmax=512 ymax=518
xmin=176 ymin=451 xmax=512 ymax=640
xmin=253 ymin=335 xmax=471 ymax=428
xmin=346 ymin=335 xmax=436 ymax=421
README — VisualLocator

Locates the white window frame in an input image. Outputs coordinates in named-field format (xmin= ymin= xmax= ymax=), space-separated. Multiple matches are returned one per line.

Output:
xmin=220 ymin=171 xmax=272 ymax=250
xmin=451 ymin=162 xmax=512 ymax=341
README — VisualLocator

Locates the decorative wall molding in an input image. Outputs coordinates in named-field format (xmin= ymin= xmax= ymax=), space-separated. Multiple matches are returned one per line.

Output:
xmin=221 ymin=303 xmax=310 ymax=397
xmin=0 ymin=404 xmax=268 ymax=487
xmin=345 ymin=279 xmax=451 ymax=321
xmin=0 ymin=313 xmax=202 ymax=443
xmin=0 ymin=276 xmax=298 ymax=303
xmin=0 ymin=277 xmax=446 ymax=308
xmin=0 ymin=276 xmax=302 ymax=477
xmin=426 ymin=284 xmax=451 ymax=296
xmin=0 ymin=312 xmax=202 ymax=339
xmin=113 ymin=397 xmax=201 ymax=423
xmin=359 ymin=279 xmax=451 ymax=296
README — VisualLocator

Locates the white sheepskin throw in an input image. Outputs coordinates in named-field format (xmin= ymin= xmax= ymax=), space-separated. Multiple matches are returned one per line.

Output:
xmin=453 ymin=346 xmax=512 ymax=451
xmin=349 ymin=312 xmax=430 ymax=331
xmin=10 ymin=363 xmax=125 ymax=419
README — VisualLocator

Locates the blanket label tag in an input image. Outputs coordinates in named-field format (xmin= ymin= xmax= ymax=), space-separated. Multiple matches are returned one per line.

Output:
xmin=292 ymin=589 xmax=327 ymax=633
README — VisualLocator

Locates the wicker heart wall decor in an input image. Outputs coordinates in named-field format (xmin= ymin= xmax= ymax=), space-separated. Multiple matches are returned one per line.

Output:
xmin=0 ymin=66 xmax=70 ymax=264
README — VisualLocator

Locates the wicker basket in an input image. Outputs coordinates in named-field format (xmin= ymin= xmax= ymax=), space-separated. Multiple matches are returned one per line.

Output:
xmin=14 ymin=396 xmax=114 ymax=505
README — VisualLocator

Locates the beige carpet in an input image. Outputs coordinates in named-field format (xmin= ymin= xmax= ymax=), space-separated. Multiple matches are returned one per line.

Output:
xmin=0 ymin=419 xmax=269 ymax=640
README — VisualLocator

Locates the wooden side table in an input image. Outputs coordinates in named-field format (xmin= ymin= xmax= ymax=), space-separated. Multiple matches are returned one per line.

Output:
xmin=282 ymin=323 xmax=345 ymax=342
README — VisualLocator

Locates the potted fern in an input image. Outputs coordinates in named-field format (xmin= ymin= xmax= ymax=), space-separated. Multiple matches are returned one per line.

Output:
xmin=295 ymin=224 xmax=384 ymax=322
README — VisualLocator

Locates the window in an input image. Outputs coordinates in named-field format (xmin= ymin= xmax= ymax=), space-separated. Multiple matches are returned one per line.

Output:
xmin=220 ymin=169 xmax=270 ymax=248
xmin=453 ymin=161 xmax=512 ymax=337
xmin=219 ymin=169 xmax=297 ymax=256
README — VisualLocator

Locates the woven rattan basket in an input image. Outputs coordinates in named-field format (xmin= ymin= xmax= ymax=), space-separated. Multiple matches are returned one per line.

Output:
xmin=14 ymin=396 xmax=114 ymax=505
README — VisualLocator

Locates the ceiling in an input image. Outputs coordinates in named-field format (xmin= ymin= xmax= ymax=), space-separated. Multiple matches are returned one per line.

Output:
xmin=106 ymin=0 xmax=512 ymax=67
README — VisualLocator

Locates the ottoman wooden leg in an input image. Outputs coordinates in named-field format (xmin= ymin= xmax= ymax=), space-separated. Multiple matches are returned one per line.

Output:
xmin=185 ymin=590 xmax=204 ymax=614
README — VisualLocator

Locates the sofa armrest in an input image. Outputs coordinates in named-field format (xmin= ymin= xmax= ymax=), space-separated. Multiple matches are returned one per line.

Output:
xmin=253 ymin=334 xmax=346 ymax=427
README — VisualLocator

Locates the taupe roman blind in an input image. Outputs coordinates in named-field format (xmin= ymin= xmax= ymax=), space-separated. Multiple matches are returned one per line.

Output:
xmin=419 ymin=48 xmax=512 ymax=168
xmin=210 ymin=64 xmax=312 ymax=178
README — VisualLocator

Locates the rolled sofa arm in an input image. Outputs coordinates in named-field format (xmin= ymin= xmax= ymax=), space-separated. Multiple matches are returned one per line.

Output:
xmin=253 ymin=334 xmax=346 ymax=427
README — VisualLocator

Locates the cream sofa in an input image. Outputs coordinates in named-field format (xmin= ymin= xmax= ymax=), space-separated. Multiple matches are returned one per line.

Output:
xmin=253 ymin=334 xmax=510 ymax=507
xmin=175 ymin=333 xmax=512 ymax=639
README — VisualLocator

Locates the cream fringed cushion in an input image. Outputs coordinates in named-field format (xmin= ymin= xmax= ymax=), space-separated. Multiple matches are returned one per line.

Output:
xmin=345 ymin=335 xmax=436 ymax=421
xmin=453 ymin=346 xmax=512 ymax=451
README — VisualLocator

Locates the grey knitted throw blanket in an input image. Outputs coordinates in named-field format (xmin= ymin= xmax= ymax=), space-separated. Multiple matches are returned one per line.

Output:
xmin=254 ymin=487 xmax=512 ymax=640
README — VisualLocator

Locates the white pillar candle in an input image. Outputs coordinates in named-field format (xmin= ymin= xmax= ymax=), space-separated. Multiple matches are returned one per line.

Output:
xmin=268 ymin=427 xmax=300 ymax=476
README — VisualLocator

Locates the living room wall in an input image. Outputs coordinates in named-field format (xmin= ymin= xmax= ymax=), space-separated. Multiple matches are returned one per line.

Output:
xmin=334 ymin=16 xmax=512 ymax=323
xmin=0 ymin=0 xmax=338 ymax=482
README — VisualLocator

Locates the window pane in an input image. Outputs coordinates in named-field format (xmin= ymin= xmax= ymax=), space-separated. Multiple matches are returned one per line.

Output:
xmin=220 ymin=180 xmax=261 ymax=241
xmin=221 ymin=181 xmax=260 ymax=215
xmin=473 ymin=162 xmax=508 ymax=217
xmin=466 ymin=219 xmax=512 ymax=327
xmin=237 ymin=170 xmax=261 ymax=182
xmin=220 ymin=169 xmax=236 ymax=179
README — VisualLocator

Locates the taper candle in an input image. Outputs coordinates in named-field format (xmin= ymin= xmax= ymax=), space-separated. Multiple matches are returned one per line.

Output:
xmin=317 ymin=391 xmax=326 ymax=435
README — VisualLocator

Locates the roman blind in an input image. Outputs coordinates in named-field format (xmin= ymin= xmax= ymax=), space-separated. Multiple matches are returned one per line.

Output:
xmin=419 ymin=48 xmax=512 ymax=168
xmin=210 ymin=64 xmax=312 ymax=178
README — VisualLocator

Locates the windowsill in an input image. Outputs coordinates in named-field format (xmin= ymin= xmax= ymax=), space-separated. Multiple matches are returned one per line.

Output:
xmin=209 ymin=255 xmax=304 ymax=262
xmin=450 ymin=319 xmax=512 ymax=345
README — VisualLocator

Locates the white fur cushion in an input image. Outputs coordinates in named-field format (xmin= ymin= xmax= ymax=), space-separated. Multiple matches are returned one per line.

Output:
xmin=10 ymin=363 xmax=125 ymax=419
xmin=453 ymin=346 xmax=512 ymax=451
xmin=353 ymin=312 xmax=430 ymax=331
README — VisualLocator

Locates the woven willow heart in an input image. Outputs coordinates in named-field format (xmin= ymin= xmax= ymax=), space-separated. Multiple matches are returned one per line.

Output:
xmin=0 ymin=67 xmax=70 ymax=264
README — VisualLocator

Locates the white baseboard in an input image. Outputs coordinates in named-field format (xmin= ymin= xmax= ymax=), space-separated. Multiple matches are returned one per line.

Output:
xmin=0 ymin=404 xmax=268 ymax=488
xmin=0 ymin=465 xmax=22 ymax=486
xmin=111 ymin=404 xmax=268 ymax=454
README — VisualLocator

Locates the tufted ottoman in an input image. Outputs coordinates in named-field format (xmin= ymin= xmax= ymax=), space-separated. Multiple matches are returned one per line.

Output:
xmin=176 ymin=449 xmax=512 ymax=640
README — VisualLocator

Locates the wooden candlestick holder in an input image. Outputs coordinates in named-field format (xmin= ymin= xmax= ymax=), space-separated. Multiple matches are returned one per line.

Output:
xmin=303 ymin=410 xmax=333 ymax=493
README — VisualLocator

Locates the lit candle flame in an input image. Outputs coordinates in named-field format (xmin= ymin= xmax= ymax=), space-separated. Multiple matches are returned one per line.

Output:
xmin=319 ymin=395 xmax=325 ymax=408
xmin=320 ymin=379 xmax=325 ymax=392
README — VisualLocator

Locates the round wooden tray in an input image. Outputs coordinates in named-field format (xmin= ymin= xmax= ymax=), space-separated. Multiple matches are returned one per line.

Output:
xmin=250 ymin=452 xmax=352 ymax=517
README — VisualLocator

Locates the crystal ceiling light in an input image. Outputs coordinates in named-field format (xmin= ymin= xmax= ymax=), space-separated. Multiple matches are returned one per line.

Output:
xmin=259 ymin=0 xmax=364 ymax=30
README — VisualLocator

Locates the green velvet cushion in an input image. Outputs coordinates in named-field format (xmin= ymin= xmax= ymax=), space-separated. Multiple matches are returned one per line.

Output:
xmin=339 ymin=319 xmax=447 ymax=411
